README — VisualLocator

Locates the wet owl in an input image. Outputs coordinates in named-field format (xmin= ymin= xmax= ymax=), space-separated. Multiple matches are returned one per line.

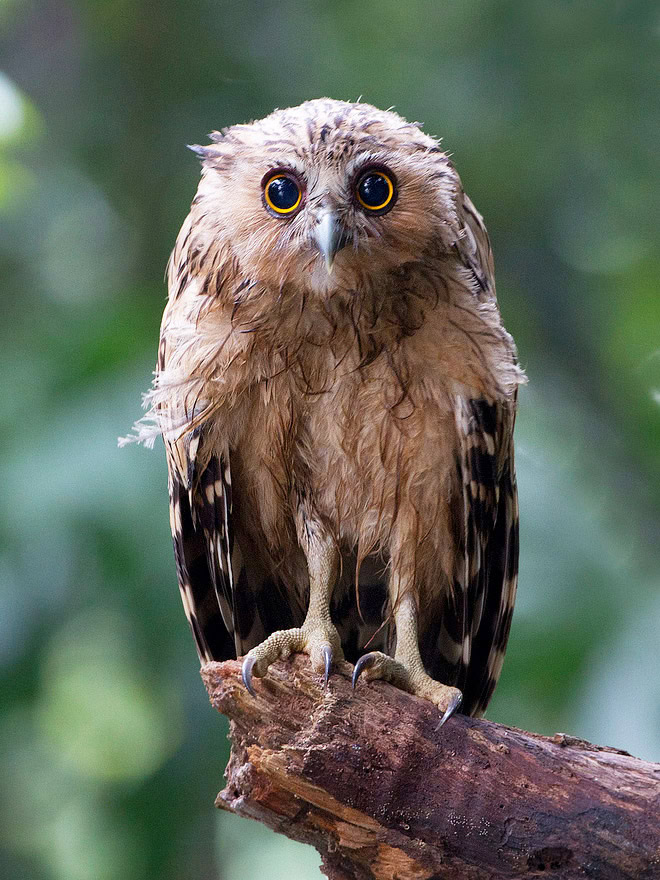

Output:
xmin=131 ymin=98 xmax=524 ymax=723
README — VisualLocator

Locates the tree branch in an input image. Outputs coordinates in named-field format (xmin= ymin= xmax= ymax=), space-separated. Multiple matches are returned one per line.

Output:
xmin=202 ymin=656 xmax=660 ymax=880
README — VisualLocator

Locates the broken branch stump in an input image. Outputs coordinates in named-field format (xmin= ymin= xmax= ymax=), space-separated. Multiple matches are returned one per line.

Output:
xmin=202 ymin=656 xmax=660 ymax=879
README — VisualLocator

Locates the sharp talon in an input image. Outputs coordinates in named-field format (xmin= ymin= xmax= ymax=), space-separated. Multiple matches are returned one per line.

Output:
xmin=322 ymin=645 xmax=332 ymax=686
xmin=352 ymin=652 xmax=377 ymax=689
xmin=436 ymin=691 xmax=463 ymax=730
xmin=242 ymin=655 xmax=257 ymax=697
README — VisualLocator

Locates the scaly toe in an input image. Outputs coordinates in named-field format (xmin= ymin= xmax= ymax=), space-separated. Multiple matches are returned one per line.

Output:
xmin=308 ymin=635 xmax=342 ymax=683
xmin=352 ymin=651 xmax=463 ymax=727
xmin=241 ymin=627 xmax=305 ymax=695
xmin=352 ymin=651 xmax=404 ymax=688
xmin=241 ymin=624 xmax=342 ymax=694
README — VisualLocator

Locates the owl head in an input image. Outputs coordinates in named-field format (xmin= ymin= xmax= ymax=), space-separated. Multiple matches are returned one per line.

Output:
xmin=189 ymin=99 xmax=463 ymax=297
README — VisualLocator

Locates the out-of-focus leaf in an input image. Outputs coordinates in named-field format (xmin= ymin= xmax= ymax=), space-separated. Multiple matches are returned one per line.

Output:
xmin=37 ymin=608 xmax=183 ymax=781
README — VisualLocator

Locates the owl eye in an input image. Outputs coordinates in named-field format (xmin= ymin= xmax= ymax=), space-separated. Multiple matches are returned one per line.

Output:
xmin=263 ymin=173 xmax=303 ymax=215
xmin=356 ymin=169 xmax=396 ymax=214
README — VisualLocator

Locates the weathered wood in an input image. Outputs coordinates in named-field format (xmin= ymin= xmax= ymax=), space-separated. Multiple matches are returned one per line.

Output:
xmin=202 ymin=656 xmax=660 ymax=880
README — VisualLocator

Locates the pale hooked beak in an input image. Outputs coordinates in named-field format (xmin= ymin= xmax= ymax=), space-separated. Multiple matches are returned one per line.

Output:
xmin=313 ymin=210 xmax=349 ymax=274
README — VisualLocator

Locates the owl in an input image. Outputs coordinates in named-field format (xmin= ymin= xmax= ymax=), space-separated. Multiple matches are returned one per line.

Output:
xmin=132 ymin=98 xmax=524 ymax=724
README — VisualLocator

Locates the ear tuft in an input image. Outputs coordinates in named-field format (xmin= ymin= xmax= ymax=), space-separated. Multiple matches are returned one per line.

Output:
xmin=187 ymin=144 xmax=215 ymax=161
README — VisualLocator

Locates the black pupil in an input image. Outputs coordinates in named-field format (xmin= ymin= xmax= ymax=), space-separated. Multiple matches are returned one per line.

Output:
xmin=268 ymin=176 xmax=299 ymax=210
xmin=358 ymin=173 xmax=389 ymax=208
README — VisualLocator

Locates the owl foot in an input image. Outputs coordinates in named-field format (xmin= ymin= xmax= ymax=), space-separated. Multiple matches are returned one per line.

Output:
xmin=352 ymin=651 xmax=463 ymax=728
xmin=242 ymin=621 xmax=344 ymax=696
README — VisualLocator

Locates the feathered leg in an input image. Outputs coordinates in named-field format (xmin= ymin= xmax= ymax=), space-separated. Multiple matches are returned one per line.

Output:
xmin=242 ymin=511 xmax=343 ymax=694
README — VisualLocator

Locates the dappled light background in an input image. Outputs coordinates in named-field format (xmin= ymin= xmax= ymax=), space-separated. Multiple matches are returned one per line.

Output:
xmin=1 ymin=1 xmax=659 ymax=878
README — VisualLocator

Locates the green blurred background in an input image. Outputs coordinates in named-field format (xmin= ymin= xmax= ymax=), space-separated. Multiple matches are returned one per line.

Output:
xmin=1 ymin=1 xmax=658 ymax=877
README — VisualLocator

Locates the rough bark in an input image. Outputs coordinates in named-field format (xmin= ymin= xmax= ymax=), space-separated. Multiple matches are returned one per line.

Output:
xmin=202 ymin=656 xmax=660 ymax=880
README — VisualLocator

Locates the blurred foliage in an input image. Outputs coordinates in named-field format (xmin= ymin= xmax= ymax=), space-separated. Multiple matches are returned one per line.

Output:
xmin=1 ymin=1 xmax=659 ymax=877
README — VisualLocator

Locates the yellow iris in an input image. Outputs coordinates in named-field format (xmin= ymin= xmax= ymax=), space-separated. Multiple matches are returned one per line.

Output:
xmin=356 ymin=170 xmax=395 ymax=212
xmin=264 ymin=174 xmax=302 ymax=214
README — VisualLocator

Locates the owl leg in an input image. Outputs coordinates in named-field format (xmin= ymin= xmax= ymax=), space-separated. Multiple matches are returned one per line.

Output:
xmin=352 ymin=592 xmax=463 ymax=728
xmin=242 ymin=529 xmax=343 ymax=695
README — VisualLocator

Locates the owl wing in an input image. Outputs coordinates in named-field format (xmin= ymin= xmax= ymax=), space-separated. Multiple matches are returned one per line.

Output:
xmin=422 ymin=194 xmax=519 ymax=717
xmin=159 ymin=234 xmax=299 ymax=664
xmin=152 ymin=235 xmax=236 ymax=661
xmin=166 ymin=428 xmax=237 ymax=663
xmin=166 ymin=398 xmax=309 ymax=666
xmin=452 ymin=395 xmax=518 ymax=717
xmin=166 ymin=415 xmax=313 ymax=665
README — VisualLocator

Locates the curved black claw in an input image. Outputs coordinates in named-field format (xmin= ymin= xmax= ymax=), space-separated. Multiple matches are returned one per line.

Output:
xmin=436 ymin=690 xmax=463 ymax=730
xmin=352 ymin=652 xmax=379 ymax=689
xmin=241 ymin=655 xmax=257 ymax=697
xmin=321 ymin=645 xmax=333 ymax=686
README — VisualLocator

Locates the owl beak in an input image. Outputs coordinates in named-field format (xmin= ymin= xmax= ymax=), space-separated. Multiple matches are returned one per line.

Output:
xmin=313 ymin=210 xmax=349 ymax=274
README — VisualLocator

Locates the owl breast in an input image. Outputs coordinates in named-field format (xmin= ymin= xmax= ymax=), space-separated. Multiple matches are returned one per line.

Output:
xmin=225 ymin=340 xmax=459 ymax=606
